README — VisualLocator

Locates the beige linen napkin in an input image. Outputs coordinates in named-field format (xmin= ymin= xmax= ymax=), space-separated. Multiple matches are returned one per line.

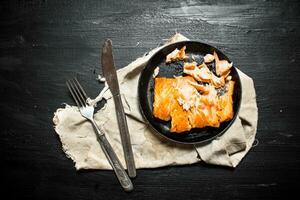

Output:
xmin=53 ymin=33 xmax=258 ymax=170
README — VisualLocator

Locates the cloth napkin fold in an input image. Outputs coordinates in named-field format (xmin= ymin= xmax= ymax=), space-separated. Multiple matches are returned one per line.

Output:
xmin=53 ymin=33 xmax=258 ymax=170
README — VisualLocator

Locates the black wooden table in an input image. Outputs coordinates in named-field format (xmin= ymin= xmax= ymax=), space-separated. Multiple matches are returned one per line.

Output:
xmin=1 ymin=0 xmax=299 ymax=199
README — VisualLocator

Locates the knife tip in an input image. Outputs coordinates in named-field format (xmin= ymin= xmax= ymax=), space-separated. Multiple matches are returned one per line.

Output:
xmin=105 ymin=39 xmax=112 ymax=46
xmin=102 ymin=39 xmax=113 ymax=55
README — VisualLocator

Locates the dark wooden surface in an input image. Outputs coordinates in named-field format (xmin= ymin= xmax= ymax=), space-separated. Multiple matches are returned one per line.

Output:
xmin=1 ymin=0 xmax=299 ymax=199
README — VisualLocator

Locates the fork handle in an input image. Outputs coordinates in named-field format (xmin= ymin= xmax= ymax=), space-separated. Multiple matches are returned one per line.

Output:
xmin=91 ymin=120 xmax=133 ymax=192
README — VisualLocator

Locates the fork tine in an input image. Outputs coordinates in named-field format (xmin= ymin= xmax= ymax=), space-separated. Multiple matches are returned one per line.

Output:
xmin=71 ymin=78 xmax=87 ymax=106
xmin=74 ymin=77 xmax=88 ymax=100
xmin=66 ymin=80 xmax=80 ymax=107
xmin=68 ymin=79 xmax=85 ymax=107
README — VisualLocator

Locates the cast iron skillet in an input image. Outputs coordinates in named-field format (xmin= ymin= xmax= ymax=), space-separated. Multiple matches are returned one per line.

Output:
xmin=138 ymin=41 xmax=241 ymax=144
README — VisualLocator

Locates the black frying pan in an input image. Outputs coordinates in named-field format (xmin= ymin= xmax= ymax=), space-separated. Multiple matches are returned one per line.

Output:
xmin=138 ymin=41 xmax=241 ymax=144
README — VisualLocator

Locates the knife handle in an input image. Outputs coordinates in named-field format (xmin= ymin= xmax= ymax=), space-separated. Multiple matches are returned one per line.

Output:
xmin=113 ymin=94 xmax=136 ymax=178
xmin=91 ymin=120 xmax=133 ymax=192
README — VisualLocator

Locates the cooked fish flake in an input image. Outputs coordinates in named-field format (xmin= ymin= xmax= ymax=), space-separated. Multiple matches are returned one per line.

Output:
xmin=204 ymin=54 xmax=215 ymax=63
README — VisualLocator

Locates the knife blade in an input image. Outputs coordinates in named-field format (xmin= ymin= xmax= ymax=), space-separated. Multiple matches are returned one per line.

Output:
xmin=101 ymin=39 xmax=136 ymax=178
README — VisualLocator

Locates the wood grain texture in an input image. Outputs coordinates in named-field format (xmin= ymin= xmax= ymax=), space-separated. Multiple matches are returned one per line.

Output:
xmin=1 ymin=0 xmax=299 ymax=199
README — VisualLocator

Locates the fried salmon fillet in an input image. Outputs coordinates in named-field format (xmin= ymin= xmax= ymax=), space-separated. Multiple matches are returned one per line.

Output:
xmin=153 ymin=76 xmax=235 ymax=133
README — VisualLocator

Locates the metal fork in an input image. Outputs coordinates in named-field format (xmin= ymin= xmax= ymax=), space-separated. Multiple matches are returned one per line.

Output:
xmin=66 ymin=77 xmax=133 ymax=192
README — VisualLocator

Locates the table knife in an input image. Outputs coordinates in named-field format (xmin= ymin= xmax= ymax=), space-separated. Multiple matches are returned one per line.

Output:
xmin=101 ymin=39 xmax=136 ymax=178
